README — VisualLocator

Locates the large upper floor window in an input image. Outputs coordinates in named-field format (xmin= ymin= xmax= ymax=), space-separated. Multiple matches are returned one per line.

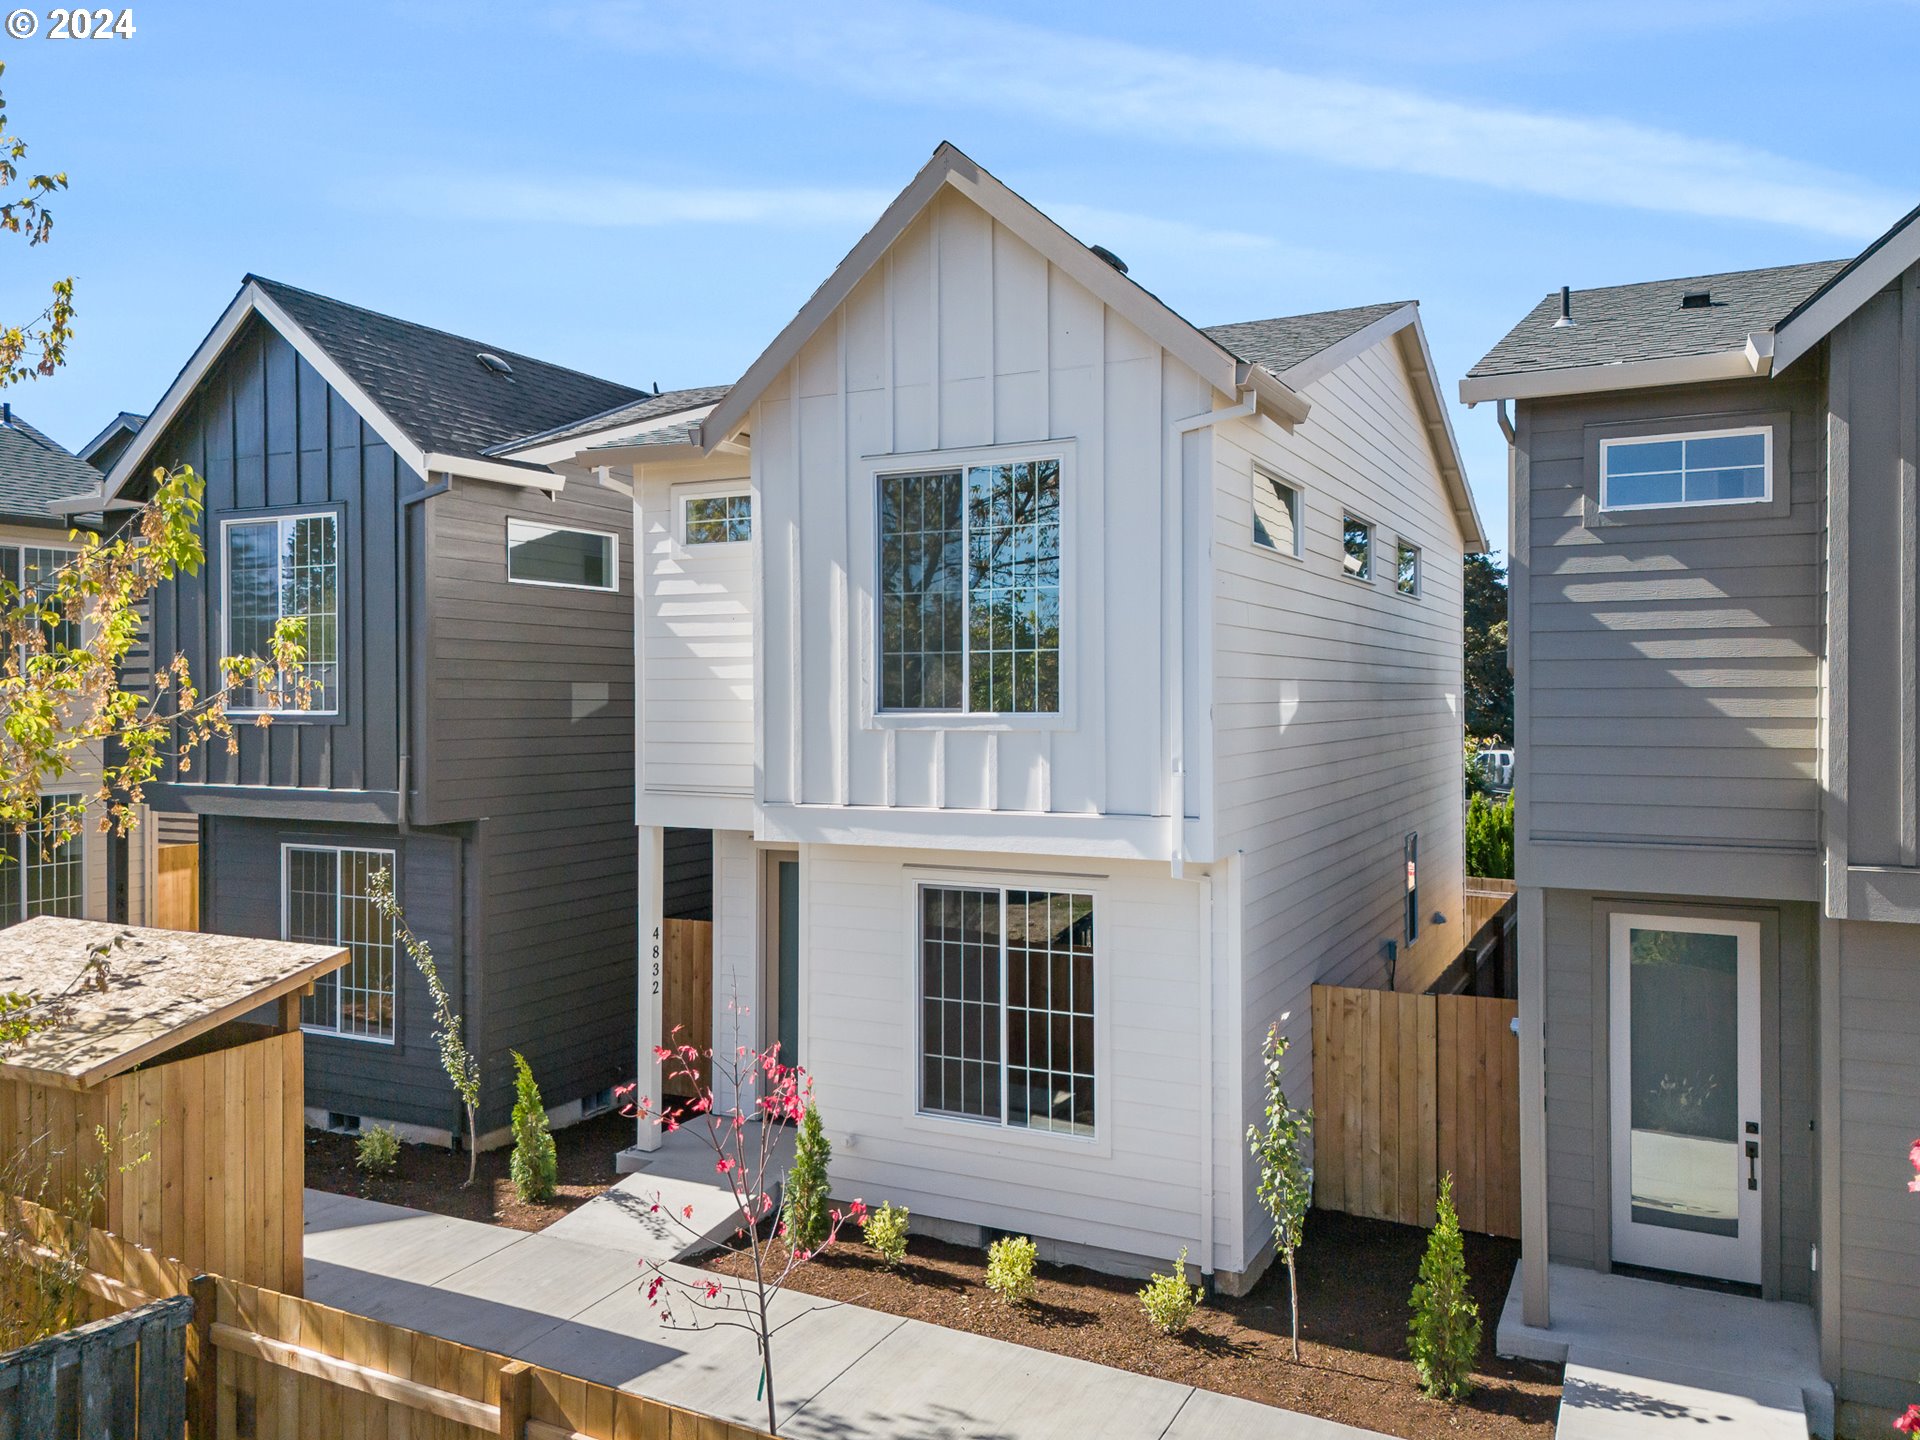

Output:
xmin=1600 ymin=428 xmax=1769 ymax=511
xmin=1 ymin=543 xmax=79 ymax=658
xmin=918 ymin=882 xmax=1095 ymax=1137
xmin=285 ymin=844 xmax=396 ymax=1043
xmin=0 ymin=794 xmax=83 ymax=926
xmin=507 ymin=518 xmax=617 ymax=591
xmin=225 ymin=512 xmax=338 ymax=713
xmin=878 ymin=458 xmax=1060 ymax=715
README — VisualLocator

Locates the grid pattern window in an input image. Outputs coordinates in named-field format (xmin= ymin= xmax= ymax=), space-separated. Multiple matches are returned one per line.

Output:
xmin=0 ymin=794 xmax=84 ymax=926
xmin=506 ymin=519 xmax=616 ymax=590
xmin=287 ymin=846 xmax=396 ymax=1042
xmin=1 ymin=544 xmax=80 ymax=659
xmin=1396 ymin=540 xmax=1421 ymax=597
xmin=1601 ymin=429 xmax=1769 ymax=510
xmin=226 ymin=513 xmax=339 ymax=712
xmin=1251 ymin=472 xmax=1300 ymax=556
xmin=1404 ymin=832 xmax=1419 ymax=945
xmin=684 ymin=493 xmax=752 ymax=545
xmin=1342 ymin=515 xmax=1373 ymax=581
xmin=878 ymin=458 xmax=1061 ymax=715
xmin=917 ymin=883 xmax=1096 ymax=1137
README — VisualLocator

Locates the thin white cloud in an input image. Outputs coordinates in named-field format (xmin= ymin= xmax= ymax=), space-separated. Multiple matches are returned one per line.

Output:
xmin=559 ymin=0 xmax=1906 ymax=240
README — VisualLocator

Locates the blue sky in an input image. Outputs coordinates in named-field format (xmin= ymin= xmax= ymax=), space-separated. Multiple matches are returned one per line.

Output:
xmin=6 ymin=0 xmax=1914 ymax=553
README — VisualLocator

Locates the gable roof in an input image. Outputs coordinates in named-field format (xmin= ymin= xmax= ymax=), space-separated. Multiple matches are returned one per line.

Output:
xmin=0 ymin=410 xmax=107 ymax=527
xmin=95 ymin=277 xmax=648 ymax=505
xmin=1773 ymin=197 xmax=1920 ymax=373
xmin=77 ymin=411 xmax=145 ymax=468
xmin=695 ymin=143 xmax=1314 ymax=451
xmin=1204 ymin=302 xmax=1411 ymax=377
xmin=492 ymin=384 xmax=731 ymax=466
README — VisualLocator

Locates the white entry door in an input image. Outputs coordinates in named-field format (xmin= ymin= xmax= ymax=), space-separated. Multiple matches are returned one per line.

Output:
xmin=1608 ymin=912 xmax=1762 ymax=1285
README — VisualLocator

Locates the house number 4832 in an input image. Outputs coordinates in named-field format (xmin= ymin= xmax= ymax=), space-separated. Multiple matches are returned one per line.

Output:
xmin=651 ymin=925 xmax=662 ymax=996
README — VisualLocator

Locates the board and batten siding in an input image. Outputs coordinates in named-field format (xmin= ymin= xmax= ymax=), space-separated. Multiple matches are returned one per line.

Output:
xmin=141 ymin=316 xmax=409 ymax=799
xmin=420 ymin=477 xmax=638 ymax=1128
xmin=751 ymin=187 xmax=1211 ymax=837
xmin=801 ymin=843 xmax=1210 ymax=1269
xmin=1518 ymin=373 xmax=1824 ymax=887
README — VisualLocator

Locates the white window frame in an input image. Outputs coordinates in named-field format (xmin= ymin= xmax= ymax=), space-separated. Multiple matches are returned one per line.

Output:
xmin=1598 ymin=426 xmax=1772 ymax=513
xmin=281 ymin=843 xmax=397 ymax=1046
xmin=1341 ymin=512 xmax=1375 ymax=583
xmin=2 ymin=542 xmax=81 ymax=661
xmin=504 ymin=516 xmax=620 ymax=592
xmin=900 ymin=867 xmax=1110 ymax=1156
xmin=679 ymin=489 xmax=753 ymax=547
xmin=1 ymin=791 xmax=86 ymax=923
xmin=1395 ymin=537 xmax=1422 ymax=598
xmin=863 ymin=440 xmax=1077 ymax=733
xmin=1251 ymin=466 xmax=1304 ymax=560
xmin=221 ymin=510 xmax=341 ymax=717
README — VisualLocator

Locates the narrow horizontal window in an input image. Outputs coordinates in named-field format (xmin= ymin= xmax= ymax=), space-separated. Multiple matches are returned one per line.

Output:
xmin=685 ymin=493 xmax=752 ymax=545
xmin=225 ymin=512 xmax=339 ymax=713
xmin=1600 ymin=428 xmax=1769 ymax=511
xmin=1396 ymin=539 xmax=1421 ymax=597
xmin=1252 ymin=472 xmax=1300 ymax=556
xmin=1342 ymin=514 xmax=1373 ymax=581
xmin=287 ymin=845 xmax=396 ymax=1043
xmin=507 ymin=518 xmax=618 ymax=590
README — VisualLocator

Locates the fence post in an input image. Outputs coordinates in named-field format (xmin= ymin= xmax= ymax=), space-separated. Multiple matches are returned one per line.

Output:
xmin=189 ymin=1274 xmax=218 ymax=1440
xmin=498 ymin=1359 xmax=532 ymax=1438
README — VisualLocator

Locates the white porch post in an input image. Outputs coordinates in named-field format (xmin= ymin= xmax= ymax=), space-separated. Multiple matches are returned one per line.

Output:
xmin=634 ymin=822 xmax=665 ymax=1154
xmin=1518 ymin=884 xmax=1550 ymax=1327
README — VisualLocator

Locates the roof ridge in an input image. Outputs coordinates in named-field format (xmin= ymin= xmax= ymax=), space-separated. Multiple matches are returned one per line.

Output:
xmin=1545 ymin=257 xmax=1850 ymax=303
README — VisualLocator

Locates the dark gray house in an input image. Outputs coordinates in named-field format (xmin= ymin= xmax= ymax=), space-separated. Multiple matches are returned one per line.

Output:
xmin=89 ymin=276 xmax=657 ymax=1143
xmin=1465 ymin=201 xmax=1920 ymax=1427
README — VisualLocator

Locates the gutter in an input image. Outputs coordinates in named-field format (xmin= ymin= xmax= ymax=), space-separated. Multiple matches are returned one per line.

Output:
xmin=1459 ymin=335 xmax=1777 ymax=406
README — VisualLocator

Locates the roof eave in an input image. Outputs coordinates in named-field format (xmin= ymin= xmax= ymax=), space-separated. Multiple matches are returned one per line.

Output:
xmin=1773 ymin=206 xmax=1920 ymax=375
xmin=497 ymin=402 xmax=723 ymax=468
xmin=1459 ymin=345 xmax=1770 ymax=405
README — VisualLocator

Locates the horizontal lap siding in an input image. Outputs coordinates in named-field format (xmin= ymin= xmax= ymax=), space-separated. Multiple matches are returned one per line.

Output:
xmin=1210 ymin=339 xmax=1468 ymax=1267
xmin=1522 ymin=376 xmax=1823 ymax=853
xmin=803 ymin=845 xmax=1206 ymax=1261
xmin=424 ymin=481 xmax=637 ymax=1130
xmin=755 ymin=186 xmax=1208 ymax=824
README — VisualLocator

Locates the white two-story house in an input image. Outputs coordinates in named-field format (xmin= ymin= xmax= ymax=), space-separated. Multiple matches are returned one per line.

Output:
xmin=507 ymin=144 xmax=1486 ymax=1290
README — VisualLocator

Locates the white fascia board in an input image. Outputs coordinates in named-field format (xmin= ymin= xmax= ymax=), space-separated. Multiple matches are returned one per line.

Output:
xmin=421 ymin=452 xmax=565 ymax=491
xmin=1773 ymin=220 xmax=1920 ymax=374
xmin=1237 ymin=363 xmax=1311 ymax=428
xmin=583 ymin=439 xmax=707 ymax=466
xmin=497 ymin=403 xmax=720 ymax=468
xmin=1458 ymin=347 xmax=1760 ymax=404
xmin=754 ymin=802 xmax=1216 ymax=862
xmin=1277 ymin=302 xmax=1419 ymax=391
xmin=1393 ymin=315 xmax=1487 ymax=552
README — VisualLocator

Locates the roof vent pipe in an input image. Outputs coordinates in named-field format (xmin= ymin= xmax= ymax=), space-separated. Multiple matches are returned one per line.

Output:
xmin=1 ymin=402 xmax=11 ymax=426
xmin=1553 ymin=285 xmax=1575 ymax=328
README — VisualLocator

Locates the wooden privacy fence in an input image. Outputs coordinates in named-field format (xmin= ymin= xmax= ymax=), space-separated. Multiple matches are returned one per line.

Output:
xmin=0 ymin=1294 xmax=191 ymax=1440
xmin=1310 ymin=984 xmax=1521 ymax=1238
xmin=154 ymin=844 xmax=200 ymax=932
xmin=661 ymin=919 xmax=713 ymax=1099
xmin=2 ymin=1198 xmax=774 ymax=1440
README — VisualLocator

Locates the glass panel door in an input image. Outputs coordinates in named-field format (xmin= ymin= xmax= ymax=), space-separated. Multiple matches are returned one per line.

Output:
xmin=1608 ymin=913 xmax=1761 ymax=1284
xmin=776 ymin=859 xmax=800 ymax=1069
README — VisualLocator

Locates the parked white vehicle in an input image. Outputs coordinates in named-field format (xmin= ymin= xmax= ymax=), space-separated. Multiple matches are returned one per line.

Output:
xmin=1474 ymin=748 xmax=1514 ymax=792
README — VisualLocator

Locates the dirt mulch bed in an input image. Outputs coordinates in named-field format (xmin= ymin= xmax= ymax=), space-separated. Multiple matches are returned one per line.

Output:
xmin=305 ymin=1112 xmax=632 ymax=1232
xmin=698 ymin=1209 xmax=1560 ymax=1440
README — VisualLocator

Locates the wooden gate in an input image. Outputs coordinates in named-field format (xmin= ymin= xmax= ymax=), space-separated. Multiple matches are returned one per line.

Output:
xmin=0 ymin=1294 xmax=192 ymax=1439
xmin=661 ymin=918 xmax=713 ymax=1099
xmin=1310 ymin=984 xmax=1520 ymax=1238
xmin=153 ymin=845 xmax=199 ymax=932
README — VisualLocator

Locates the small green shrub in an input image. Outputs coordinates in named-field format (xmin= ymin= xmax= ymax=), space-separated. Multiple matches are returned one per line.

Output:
xmin=1138 ymin=1247 xmax=1203 ymax=1336
xmin=782 ymin=1101 xmax=833 ymax=1251
xmin=355 ymin=1124 xmax=399 ymax=1175
xmin=862 ymin=1201 xmax=910 ymax=1265
xmin=1465 ymin=790 xmax=1515 ymax=880
xmin=509 ymin=1051 xmax=558 ymax=1204
xmin=1409 ymin=1173 xmax=1482 ymax=1400
xmin=985 ymin=1234 xmax=1038 ymax=1305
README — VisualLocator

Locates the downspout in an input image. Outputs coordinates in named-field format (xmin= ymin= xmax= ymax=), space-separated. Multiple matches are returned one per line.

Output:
xmin=1164 ymin=390 xmax=1258 ymax=879
xmin=396 ymin=473 xmax=452 ymax=832
xmin=1196 ymin=869 xmax=1216 ymax=1281
xmin=1495 ymin=398 xmax=1515 ymax=446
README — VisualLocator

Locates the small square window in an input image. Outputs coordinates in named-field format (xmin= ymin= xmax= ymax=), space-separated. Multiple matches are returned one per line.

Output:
xmin=685 ymin=493 xmax=752 ymax=545
xmin=1252 ymin=472 xmax=1300 ymax=556
xmin=1342 ymin=515 xmax=1372 ymax=581
xmin=1396 ymin=540 xmax=1420 ymax=597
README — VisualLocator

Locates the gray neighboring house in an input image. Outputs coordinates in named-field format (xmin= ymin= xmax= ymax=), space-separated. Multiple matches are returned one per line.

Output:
xmin=1464 ymin=200 xmax=1920 ymax=1421
xmin=77 ymin=410 xmax=145 ymax=472
xmin=85 ymin=276 xmax=712 ymax=1144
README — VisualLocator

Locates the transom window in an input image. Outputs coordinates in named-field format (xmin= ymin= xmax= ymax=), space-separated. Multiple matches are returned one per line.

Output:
xmin=225 ymin=513 xmax=339 ymax=713
xmin=285 ymin=845 xmax=396 ymax=1042
xmin=506 ymin=518 xmax=617 ymax=590
xmin=1396 ymin=539 xmax=1421 ymax=597
xmin=918 ymin=883 xmax=1095 ymax=1137
xmin=1252 ymin=471 xmax=1300 ymax=557
xmin=0 ymin=794 xmax=83 ymax=926
xmin=684 ymin=493 xmax=752 ymax=545
xmin=1 ymin=544 xmax=80 ymax=659
xmin=1600 ymin=428 xmax=1770 ymax=511
xmin=878 ymin=458 xmax=1061 ymax=715
xmin=1342 ymin=514 xmax=1373 ymax=581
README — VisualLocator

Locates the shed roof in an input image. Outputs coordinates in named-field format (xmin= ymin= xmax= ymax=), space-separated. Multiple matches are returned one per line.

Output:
xmin=0 ymin=917 xmax=348 ymax=1087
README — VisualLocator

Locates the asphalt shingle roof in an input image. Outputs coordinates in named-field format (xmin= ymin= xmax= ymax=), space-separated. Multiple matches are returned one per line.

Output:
xmin=492 ymin=384 xmax=731 ymax=456
xmin=1468 ymin=260 xmax=1850 ymax=379
xmin=0 ymin=413 xmax=107 ymax=524
xmin=1203 ymin=302 xmax=1410 ymax=375
xmin=584 ymin=415 xmax=707 ymax=453
xmin=248 ymin=277 xmax=648 ymax=465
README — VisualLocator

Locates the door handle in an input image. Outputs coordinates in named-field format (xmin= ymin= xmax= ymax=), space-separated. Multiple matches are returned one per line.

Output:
xmin=1744 ymin=1139 xmax=1759 ymax=1191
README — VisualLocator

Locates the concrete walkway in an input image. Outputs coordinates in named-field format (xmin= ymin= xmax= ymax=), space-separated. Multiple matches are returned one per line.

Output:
xmin=303 ymin=1184 xmax=1380 ymax=1440
xmin=1497 ymin=1263 xmax=1831 ymax=1440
